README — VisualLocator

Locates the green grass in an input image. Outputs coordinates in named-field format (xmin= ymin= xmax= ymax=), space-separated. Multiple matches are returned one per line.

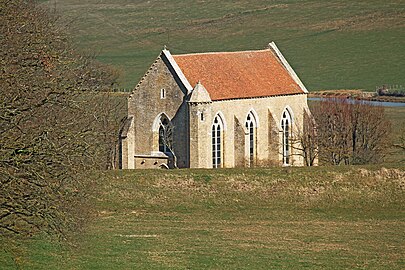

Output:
xmin=385 ymin=106 xmax=405 ymax=163
xmin=45 ymin=0 xmax=405 ymax=90
xmin=2 ymin=165 xmax=405 ymax=269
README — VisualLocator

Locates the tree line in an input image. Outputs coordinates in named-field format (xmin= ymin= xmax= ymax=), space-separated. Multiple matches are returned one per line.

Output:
xmin=1 ymin=0 xmax=125 ymax=237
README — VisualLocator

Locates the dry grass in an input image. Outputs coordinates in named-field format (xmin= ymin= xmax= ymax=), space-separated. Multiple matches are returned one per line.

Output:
xmin=2 ymin=165 xmax=404 ymax=268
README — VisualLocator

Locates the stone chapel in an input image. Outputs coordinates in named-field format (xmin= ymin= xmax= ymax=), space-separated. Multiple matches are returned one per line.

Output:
xmin=119 ymin=42 xmax=311 ymax=169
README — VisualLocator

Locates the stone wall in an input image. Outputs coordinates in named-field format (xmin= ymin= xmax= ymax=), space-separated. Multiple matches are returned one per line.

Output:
xmin=134 ymin=155 xmax=169 ymax=169
xmin=123 ymin=54 xmax=190 ymax=169
xmin=188 ymin=94 xmax=309 ymax=168
xmin=188 ymin=101 xmax=213 ymax=168
xmin=233 ymin=116 xmax=246 ymax=167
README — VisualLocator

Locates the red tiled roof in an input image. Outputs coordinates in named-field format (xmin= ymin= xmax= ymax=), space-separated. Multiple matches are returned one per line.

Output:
xmin=172 ymin=49 xmax=304 ymax=101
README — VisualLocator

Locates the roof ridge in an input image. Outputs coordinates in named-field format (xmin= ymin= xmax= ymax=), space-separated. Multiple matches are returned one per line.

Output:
xmin=172 ymin=49 xmax=271 ymax=57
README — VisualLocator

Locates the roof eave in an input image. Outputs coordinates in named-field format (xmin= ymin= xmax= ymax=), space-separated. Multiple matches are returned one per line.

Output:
xmin=211 ymin=92 xmax=307 ymax=102
xmin=162 ymin=49 xmax=193 ymax=94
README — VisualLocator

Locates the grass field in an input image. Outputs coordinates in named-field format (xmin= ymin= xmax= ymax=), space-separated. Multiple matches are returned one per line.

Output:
xmin=384 ymin=106 xmax=405 ymax=164
xmin=2 ymin=104 xmax=403 ymax=270
xmin=45 ymin=0 xmax=405 ymax=90
xmin=2 ymin=165 xmax=405 ymax=269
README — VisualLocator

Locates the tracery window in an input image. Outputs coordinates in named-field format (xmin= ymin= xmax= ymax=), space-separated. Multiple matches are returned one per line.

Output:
xmin=281 ymin=109 xmax=292 ymax=165
xmin=245 ymin=112 xmax=257 ymax=167
xmin=212 ymin=115 xmax=223 ymax=168
xmin=158 ymin=116 xmax=172 ymax=153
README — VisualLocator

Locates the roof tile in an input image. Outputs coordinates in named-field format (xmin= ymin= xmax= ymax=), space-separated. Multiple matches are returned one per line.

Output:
xmin=172 ymin=49 xmax=304 ymax=101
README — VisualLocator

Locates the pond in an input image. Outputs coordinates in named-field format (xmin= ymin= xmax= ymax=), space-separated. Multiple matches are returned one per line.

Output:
xmin=308 ymin=97 xmax=405 ymax=107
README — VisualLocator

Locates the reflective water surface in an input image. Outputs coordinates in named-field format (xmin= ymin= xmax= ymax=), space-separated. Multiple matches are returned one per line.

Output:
xmin=308 ymin=97 xmax=405 ymax=107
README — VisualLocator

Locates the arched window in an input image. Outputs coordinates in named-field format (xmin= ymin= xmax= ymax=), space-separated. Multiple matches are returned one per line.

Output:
xmin=158 ymin=125 xmax=166 ymax=152
xmin=281 ymin=110 xmax=292 ymax=165
xmin=158 ymin=116 xmax=172 ymax=153
xmin=212 ymin=115 xmax=223 ymax=168
xmin=245 ymin=112 xmax=257 ymax=167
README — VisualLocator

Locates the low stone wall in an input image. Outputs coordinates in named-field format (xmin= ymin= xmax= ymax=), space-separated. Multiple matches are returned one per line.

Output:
xmin=134 ymin=155 xmax=169 ymax=169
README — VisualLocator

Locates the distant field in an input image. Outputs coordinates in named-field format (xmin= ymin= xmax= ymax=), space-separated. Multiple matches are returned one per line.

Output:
xmin=45 ymin=0 xmax=405 ymax=90
xmin=2 ymin=165 xmax=404 ymax=269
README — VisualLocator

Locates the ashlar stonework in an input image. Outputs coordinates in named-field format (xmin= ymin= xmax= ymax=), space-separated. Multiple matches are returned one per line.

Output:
xmin=120 ymin=42 xmax=313 ymax=169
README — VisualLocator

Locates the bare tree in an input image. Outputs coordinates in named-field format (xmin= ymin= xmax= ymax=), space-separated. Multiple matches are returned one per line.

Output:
xmin=1 ymin=0 xmax=123 ymax=237
xmin=310 ymin=98 xmax=390 ymax=165
xmin=291 ymin=109 xmax=318 ymax=166
xmin=350 ymin=101 xmax=390 ymax=164
xmin=393 ymin=127 xmax=405 ymax=151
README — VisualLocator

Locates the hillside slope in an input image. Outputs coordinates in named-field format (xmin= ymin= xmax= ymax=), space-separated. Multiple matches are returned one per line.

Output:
xmin=47 ymin=0 xmax=405 ymax=91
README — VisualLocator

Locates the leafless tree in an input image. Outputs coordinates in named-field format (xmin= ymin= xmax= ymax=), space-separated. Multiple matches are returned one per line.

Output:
xmin=290 ymin=109 xmax=318 ymax=166
xmin=310 ymin=98 xmax=390 ymax=165
xmin=393 ymin=127 xmax=405 ymax=151
xmin=1 ymin=0 xmax=124 ymax=237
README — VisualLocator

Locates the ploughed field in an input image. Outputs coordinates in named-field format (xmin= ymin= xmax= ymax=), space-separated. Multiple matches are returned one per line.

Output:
xmin=46 ymin=0 xmax=405 ymax=91
xmin=2 ymin=165 xmax=405 ymax=269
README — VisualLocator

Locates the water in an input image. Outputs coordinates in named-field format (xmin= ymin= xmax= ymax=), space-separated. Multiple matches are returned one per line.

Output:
xmin=308 ymin=97 xmax=405 ymax=107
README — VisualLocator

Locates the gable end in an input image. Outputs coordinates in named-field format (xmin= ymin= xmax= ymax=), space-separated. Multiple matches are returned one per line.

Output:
xmin=268 ymin=42 xmax=308 ymax=94
xmin=162 ymin=49 xmax=193 ymax=94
